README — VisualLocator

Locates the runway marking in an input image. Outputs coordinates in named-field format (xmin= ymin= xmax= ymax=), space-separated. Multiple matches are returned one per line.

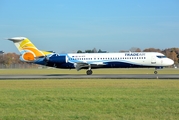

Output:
xmin=0 ymin=74 xmax=179 ymax=79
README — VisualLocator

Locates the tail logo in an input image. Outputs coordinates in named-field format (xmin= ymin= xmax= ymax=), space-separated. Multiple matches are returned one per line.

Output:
xmin=8 ymin=37 xmax=51 ymax=61
xmin=22 ymin=52 xmax=36 ymax=61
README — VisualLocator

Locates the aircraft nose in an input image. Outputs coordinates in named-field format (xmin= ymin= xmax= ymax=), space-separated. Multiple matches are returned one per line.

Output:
xmin=168 ymin=59 xmax=174 ymax=66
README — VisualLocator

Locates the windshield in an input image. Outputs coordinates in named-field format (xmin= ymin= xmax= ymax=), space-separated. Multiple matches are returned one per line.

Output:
xmin=156 ymin=56 xmax=167 ymax=58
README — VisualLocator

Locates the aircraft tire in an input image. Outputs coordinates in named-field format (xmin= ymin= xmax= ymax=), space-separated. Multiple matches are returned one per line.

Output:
xmin=86 ymin=70 xmax=93 ymax=75
xmin=154 ymin=71 xmax=158 ymax=74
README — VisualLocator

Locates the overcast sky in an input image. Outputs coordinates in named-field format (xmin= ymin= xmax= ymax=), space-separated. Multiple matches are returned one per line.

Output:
xmin=0 ymin=0 xmax=179 ymax=53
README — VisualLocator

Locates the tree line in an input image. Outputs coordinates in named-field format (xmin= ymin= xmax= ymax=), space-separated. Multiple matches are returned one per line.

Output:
xmin=0 ymin=47 xmax=179 ymax=68
xmin=77 ymin=48 xmax=107 ymax=53
xmin=0 ymin=53 xmax=38 ymax=68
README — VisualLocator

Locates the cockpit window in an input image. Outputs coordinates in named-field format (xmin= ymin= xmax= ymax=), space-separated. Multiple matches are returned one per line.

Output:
xmin=157 ymin=56 xmax=167 ymax=58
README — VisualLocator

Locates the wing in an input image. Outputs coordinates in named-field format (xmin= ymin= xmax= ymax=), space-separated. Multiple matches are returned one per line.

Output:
xmin=74 ymin=61 xmax=106 ymax=71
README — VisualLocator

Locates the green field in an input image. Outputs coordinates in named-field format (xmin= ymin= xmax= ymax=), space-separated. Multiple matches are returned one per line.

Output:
xmin=0 ymin=79 xmax=179 ymax=120
xmin=0 ymin=68 xmax=179 ymax=75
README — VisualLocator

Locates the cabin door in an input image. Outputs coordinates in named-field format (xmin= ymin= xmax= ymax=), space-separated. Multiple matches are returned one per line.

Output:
xmin=151 ymin=56 xmax=156 ymax=64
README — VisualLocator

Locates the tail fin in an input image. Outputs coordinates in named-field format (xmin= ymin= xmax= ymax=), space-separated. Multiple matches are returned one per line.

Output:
xmin=8 ymin=37 xmax=52 ymax=61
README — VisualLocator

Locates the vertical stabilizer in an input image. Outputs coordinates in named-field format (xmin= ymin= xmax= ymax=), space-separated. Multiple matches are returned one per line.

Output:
xmin=8 ymin=37 xmax=46 ymax=61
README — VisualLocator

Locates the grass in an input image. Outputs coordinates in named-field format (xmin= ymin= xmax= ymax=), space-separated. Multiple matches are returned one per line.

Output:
xmin=0 ymin=79 xmax=179 ymax=120
xmin=0 ymin=68 xmax=179 ymax=75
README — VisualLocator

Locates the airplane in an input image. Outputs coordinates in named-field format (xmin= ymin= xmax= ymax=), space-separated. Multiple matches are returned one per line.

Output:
xmin=7 ymin=37 xmax=174 ymax=75
xmin=0 ymin=51 xmax=4 ymax=54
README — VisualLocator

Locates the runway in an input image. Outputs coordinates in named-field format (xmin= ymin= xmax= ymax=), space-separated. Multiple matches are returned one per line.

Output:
xmin=0 ymin=74 xmax=179 ymax=79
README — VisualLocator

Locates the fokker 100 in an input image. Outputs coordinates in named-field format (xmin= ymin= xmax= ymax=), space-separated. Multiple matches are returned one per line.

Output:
xmin=8 ymin=37 xmax=174 ymax=75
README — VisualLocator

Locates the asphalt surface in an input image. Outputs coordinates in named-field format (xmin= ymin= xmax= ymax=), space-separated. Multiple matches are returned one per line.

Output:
xmin=0 ymin=74 xmax=179 ymax=79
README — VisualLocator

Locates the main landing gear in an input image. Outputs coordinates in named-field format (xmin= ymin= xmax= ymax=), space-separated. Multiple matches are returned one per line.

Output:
xmin=86 ymin=64 xmax=93 ymax=75
xmin=86 ymin=69 xmax=93 ymax=75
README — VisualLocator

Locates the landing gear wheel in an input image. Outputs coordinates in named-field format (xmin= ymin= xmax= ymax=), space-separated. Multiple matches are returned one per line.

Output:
xmin=86 ymin=70 xmax=93 ymax=75
xmin=154 ymin=71 xmax=158 ymax=74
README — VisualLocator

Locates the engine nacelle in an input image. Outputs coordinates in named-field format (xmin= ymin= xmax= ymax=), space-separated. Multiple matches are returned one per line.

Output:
xmin=48 ymin=55 xmax=66 ymax=63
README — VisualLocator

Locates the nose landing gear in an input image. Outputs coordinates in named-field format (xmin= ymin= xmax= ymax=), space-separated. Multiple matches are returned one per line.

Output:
xmin=154 ymin=71 xmax=158 ymax=74
xmin=154 ymin=67 xmax=163 ymax=74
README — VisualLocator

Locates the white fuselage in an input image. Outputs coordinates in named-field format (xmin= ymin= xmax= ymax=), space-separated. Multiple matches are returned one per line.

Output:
xmin=66 ymin=52 xmax=174 ymax=68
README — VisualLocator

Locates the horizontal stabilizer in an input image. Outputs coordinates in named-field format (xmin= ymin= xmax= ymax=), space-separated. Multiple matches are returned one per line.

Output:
xmin=8 ymin=37 xmax=26 ymax=42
